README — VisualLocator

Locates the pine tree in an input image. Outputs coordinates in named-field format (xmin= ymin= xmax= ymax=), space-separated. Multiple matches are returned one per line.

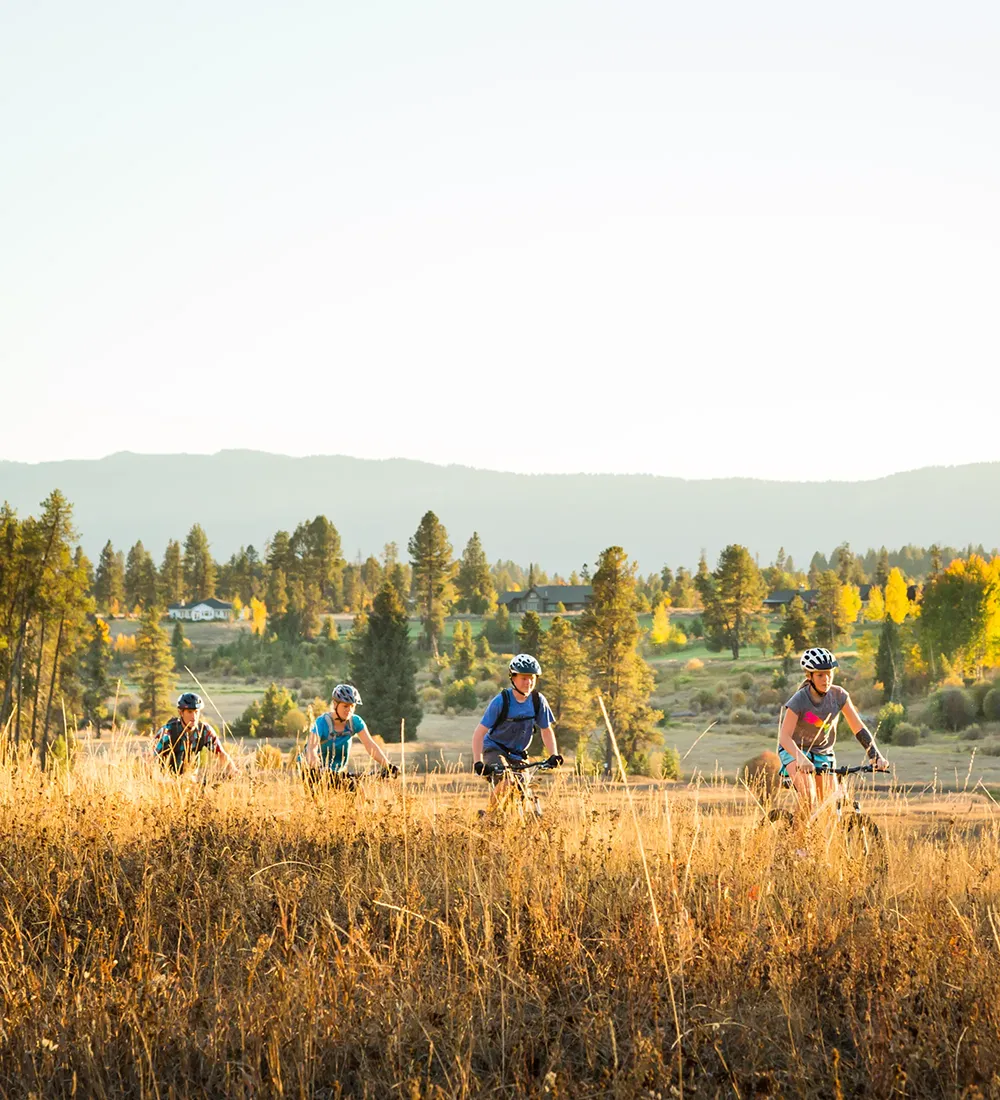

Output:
xmin=450 ymin=620 xmax=475 ymax=680
xmin=183 ymin=524 xmax=216 ymax=601
xmin=515 ymin=610 xmax=542 ymax=657
xmin=171 ymin=620 xmax=187 ymax=671
xmin=349 ymin=583 xmax=422 ymax=741
xmin=695 ymin=545 xmax=767 ymax=659
xmin=813 ymin=571 xmax=851 ymax=647
xmin=94 ymin=541 xmax=125 ymax=614
xmin=577 ymin=546 xmax=661 ymax=770
xmin=669 ymin=566 xmax=698 ymax=608
xmin=874 ymin=547 xmax=891 ymax=588
xmin=455 ymin=532 xmax=496 ymax=614
xmin=538 ymin=616 xmax=592 ymax=748
xmin=776 ymin=595 xmax=815 ymax=651
xmin=135 ymin=607 xmax=175 ymax=731
xmin=81 ymin=616 xmax=113 ymax=731
xmin=875 ymin=618 xmax=902 ymax=702
xmin=486 ymin=603 xmax=515 ymax=650
xmin=408 ymin=511 xmax=454 ymax=656
xmin=159 ymin=540 xmax=184 ymax=605
xmin=125 ymin=540 xmax=158 ymax=610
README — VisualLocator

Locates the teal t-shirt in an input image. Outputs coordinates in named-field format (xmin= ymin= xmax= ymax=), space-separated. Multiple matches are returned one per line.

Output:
xmin=311 ymin=711 xmax=366 ymax=771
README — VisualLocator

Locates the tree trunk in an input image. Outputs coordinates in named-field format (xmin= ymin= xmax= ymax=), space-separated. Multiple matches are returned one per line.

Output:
xmin=30 ymin=616 xmax=47 ymax=749
xmin=0 ymin=614 xmax=28 ymax=732
xmin=40 ymin=616 xmax=65 ymax=770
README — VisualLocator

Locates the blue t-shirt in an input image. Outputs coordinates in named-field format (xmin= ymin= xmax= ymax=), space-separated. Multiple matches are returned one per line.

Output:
xmin=481 ymin=690 xmax=555 ymax=758
xmin=310 ymin=711 xmax=366 ymax=771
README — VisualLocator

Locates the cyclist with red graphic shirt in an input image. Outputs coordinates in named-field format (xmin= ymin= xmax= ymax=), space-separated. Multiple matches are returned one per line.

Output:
xmin=778 ymin=647 xmax=889 ymax=809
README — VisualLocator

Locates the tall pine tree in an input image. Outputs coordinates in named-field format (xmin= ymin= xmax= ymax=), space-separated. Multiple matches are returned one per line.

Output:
xmin=408 ymin=511 xmax=454 ymax=656
xmin=455 ymin=532 xmax=496 ymax=614
xmin=183 ymin=525 xmax=216 ymax=602
xmin=349 ymin=584 xmax=422 ymax=741
xmin=135 ymin=607 xmax=175 ymax=731
xmin=577 ymin=546 xmax=661 ymax=771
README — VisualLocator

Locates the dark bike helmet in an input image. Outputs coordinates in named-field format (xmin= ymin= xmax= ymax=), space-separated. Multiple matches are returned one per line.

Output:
xmin=177 ymin=691 xmax=204 ymax=710
xmin=332 ymin=683 xmax=363 ymax=706
xmin=800 ymin=647 xmax=838 ymax=672
xmin=509 ymin=653 xmax=542 ymax=677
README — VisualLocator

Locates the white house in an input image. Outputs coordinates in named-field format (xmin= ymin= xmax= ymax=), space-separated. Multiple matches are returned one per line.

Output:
xmin=167 ymin=598 xmax=235 ymax=622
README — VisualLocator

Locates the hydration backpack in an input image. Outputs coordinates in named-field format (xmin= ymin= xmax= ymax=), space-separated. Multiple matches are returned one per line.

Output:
xmin=489 ymin=688 xmax=542 ymax=733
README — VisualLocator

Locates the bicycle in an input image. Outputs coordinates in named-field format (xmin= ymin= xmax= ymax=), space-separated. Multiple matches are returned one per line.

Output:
xmin=476 ymin=755 xmax=561 ymax=822
xmin=765 ymin=763 xmax=887 ymax=873
xmin=300 ymin=765 xmax=399 ymax=794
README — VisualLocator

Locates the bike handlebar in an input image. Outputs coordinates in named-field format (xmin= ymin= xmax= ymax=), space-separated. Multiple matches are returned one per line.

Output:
xmin=479 ymin=758 xmax=560 ymax=780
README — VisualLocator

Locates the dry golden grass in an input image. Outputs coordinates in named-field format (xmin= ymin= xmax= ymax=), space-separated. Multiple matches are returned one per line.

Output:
xmin=1 ymin=750 xmax=999 ymax=1098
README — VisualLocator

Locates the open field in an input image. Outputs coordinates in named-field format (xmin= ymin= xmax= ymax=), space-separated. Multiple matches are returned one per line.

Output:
xmin=2 ymin=754 xmax=1000 ymax=1097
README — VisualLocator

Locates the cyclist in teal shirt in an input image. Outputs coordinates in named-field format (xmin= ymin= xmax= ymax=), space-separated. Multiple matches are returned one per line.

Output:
xmin=302 ymin=683 xmax=397 ymax=775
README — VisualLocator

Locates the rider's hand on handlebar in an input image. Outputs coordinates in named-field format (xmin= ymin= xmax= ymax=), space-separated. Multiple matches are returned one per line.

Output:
xmin=473 ymin=760 xmax=485 ymax=776
xmin=870 ymin=752 xmax=890 ymax=772
xmin=386 ymin=763 xmax=400 ymax=778
xmin=796 ymin=755 xmax=815 ymax=775
xmin=544 ymin=754 xmax=563 ymax=769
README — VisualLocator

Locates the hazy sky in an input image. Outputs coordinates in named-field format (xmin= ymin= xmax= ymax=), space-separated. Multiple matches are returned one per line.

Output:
xmin=2 ymin=1 xmax=998 ymax=480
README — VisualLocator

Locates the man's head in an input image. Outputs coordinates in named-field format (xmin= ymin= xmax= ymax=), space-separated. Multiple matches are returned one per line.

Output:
xmin=176 ymin=691 xmax=204 ymax=725
xmin=508 ymin=653 xmax=542 ymax=697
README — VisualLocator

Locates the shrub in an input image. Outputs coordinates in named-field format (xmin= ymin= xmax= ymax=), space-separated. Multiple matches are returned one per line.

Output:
xmin=852 ymin=684 xmax=883 ymax=710
xmin=474 ymin=679 xmax=498 ymax=701
xmin=692 ymin=689 xmax=716 ymax=711
xmin=893 ymin=722 xmax=921 ymax=747
xmin=961 ymin=724 xmax=986 ymax=741
xmin=739 ymin=751 xmax=782 ymax=798
xmin=729 ymin=709 xmax=757 ymax=726
xmin=771 ymin=669 xmax=788 ymax=692
xmin=420 ymin=686 xmax=443 ymax=707
xmin=981 ymin=739 xmax=1000 ymax=757
xmin=281 ymin=708 xmax=308 ymax=736
xmin=756 ymin=688 xmax=780 ymax=706
xmin=729 ymin=689 xmax=748 ymax=707
xmin=738 ymin=672 xmax=754 ymax=691
xmin=969 ymin=681 xmax=994 ymax=717
xmin=255 ymin=744 xmax=284 ymax=769
xmin=928 ymin=688 xmax=975 ymax=732
xmin=875 ymin=702 xmax=906 ymax=742
xmin=684 ymin=658 xmax=704 ymax=672
xmin=636 ymin=748 xmax=681 ymax=780
xmin=983 ymin=688 xmax=1000 ymax=723
xmin=443 ymin=677 xmax=478 ymax=712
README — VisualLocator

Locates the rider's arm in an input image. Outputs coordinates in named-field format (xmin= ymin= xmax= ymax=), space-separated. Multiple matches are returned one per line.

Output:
xmin=777 ymin=707 xmax=814 ymax=772
xmin=304 ymin=725 xmax=321 ymax=767
xmin=842 ymin=698 xmax=889 ymax=768
xmin=357 ymin=723 xmax=393 ymax=769
xmin=472 ymin=723 xmax=489 ymax=763
xmin=539 ymin=723 xmax=558 ymax=757
xmin=205 ymin=727 xmax=239 ymax=776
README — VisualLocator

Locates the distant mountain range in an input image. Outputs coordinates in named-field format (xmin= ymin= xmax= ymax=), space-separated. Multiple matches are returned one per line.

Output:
xmin=1 ymin=451 xmax=999 ymax=572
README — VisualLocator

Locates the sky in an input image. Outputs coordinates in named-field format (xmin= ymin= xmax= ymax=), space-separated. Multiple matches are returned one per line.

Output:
xmin=2 ymin=1 xmax=998 ymax=481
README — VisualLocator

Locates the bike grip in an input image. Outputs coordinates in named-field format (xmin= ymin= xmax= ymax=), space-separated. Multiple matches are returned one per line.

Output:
xmin=473 ymin=760 xmax=485 ymax=776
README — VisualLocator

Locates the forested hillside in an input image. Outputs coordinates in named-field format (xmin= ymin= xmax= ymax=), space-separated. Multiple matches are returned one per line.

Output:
xmin=2 ymin=451 xmax=1000 ymax=569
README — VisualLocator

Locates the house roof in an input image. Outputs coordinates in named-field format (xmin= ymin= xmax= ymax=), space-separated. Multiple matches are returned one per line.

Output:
xmin=763 ymin=589 xmax=818 ymax=606
xmin=168 ymin=597 xmax=233 ymax=610
xmin=497 ymin=585 xmax=592 ymax=606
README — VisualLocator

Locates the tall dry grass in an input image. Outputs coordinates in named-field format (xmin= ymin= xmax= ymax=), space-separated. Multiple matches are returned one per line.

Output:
xmin=0 ymin=752 xmax=998 ymax=1098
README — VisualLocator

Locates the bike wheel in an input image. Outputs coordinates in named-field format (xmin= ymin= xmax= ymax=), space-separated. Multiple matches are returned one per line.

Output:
xmin=841 ymin=812 xmax=887 ymax=875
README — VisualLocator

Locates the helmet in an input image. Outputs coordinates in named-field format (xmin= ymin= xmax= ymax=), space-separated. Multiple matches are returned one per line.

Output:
xmin=332 ymin=683 xmax=363 ymax=706
xmin=177 ymin=691 xmax=203 ymax=710
xmin=509 ymin=653 xmax=542 ymax=677
xmin=800 ymin=647 xmax=838 ymax=672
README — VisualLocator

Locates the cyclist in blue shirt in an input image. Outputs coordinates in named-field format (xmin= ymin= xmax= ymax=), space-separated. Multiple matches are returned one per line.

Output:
xmin=152 ymin=691 xmax=239 ymax=778
xmin=472 ymin=654 xmax=562 ymax=801
xmin=302 ymin=683 xmax=398 ymax=776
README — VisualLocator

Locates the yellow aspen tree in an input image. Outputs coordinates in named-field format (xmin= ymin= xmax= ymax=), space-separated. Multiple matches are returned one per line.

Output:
xmin=250 ymin=596 xmax=267 ymax=636
xmin=839 ymin=584 xmax=863 ymax=627
xmin=884 ymin=568 xmax=909 ymax=624
xmin=865 ymin=585 xmax=886 ymax=622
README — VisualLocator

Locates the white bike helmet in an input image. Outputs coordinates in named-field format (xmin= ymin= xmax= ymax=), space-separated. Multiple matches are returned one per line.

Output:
xmin=800 ymin=647 xmax=838 ymax=672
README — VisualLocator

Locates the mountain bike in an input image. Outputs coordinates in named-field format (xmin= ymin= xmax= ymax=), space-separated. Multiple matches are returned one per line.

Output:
xmin=765 ymin=763 xmax=887 ymax=873
xmin=300 ymin=765 xmax=399 ymax=793
xmin=477 ymin=755 xmax=561 ymax=822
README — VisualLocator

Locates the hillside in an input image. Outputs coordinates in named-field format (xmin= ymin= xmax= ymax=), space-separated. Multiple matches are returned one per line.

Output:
xmin=2 ymin=450 xmax=999 ymax=570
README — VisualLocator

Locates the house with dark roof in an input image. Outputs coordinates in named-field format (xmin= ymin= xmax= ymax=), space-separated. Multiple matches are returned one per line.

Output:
xmin=763 ymin=589 xmax=818 ymax=611
xmin=167 ymin=597 xmax=235 ymax=622
xmin=497 ymin=585 xmax=592 ymax=614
